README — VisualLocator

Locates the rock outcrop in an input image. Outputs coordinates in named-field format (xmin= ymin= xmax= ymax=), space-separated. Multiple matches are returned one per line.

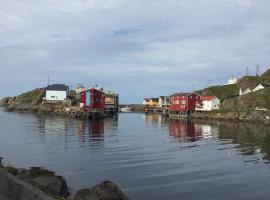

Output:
xmin=191 ymin=110 xmax=270 ymax=124
xmin=5 ymin=166 xmax=69 ymax=199
xmin=74 ymin=180 xmax=129 ymax=200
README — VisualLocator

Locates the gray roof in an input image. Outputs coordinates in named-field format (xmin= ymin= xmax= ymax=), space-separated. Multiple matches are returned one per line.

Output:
xmin=170 ymin=93 xmax=191 ymax=97
xmin=46 ymin=84 xmax=69 ymax=91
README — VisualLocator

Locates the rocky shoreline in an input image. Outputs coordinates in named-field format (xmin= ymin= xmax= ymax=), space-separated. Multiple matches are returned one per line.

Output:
xmin=190 ymin=110 xmax=270 ymax=125
xmin=0 ymin=162 xmax=129 ymax=200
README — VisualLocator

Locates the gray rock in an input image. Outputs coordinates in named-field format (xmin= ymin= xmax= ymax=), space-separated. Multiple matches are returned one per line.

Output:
xmin=74 ymin=180 xmax=129 ymax=200
xmin=33 ymin=175 xmax=69 ymax=198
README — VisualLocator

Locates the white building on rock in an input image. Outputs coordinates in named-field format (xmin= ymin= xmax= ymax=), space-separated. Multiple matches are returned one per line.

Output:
xmin=228 ymin=77 xmax=238 ymax=85
xmin=45 ymin=84 xmax=69 ymax=101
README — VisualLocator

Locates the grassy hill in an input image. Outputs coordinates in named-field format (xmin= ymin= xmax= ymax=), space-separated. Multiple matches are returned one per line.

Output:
xmin=222 ymin=88 xmax=270 ymax=110
xmin=0 ymin=88 xmax=45 ymax=108
xmin=196 ymin=69 xmax=270 ymax=110
xmin=15 ymin=88 xmax=45 ymax=105
xmin=196 ymin=84 xmax=239 ymax=102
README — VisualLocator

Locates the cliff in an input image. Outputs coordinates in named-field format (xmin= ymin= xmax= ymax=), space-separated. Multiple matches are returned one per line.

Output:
xmin=0 ymin=88 xmax=45 ymax=112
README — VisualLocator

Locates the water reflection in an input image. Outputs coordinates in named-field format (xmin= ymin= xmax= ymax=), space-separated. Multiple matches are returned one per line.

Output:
xmin=168 ymin=119 xmax=201 ymax=142
xmin=143 ymin=114 xmax=168 ymax=125
xmin=217 ymin=122 xmax=270 ymax=161
xmin=2 ymin=111 xmax=270 ymax=200
xmin=35 ymin=115 xmax=119 ymax=148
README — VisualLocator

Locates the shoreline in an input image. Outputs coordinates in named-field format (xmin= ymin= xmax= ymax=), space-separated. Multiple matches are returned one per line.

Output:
xmin=0 ymin=160 xmax=129 ymax=200
xmin=2 ymin=104 xmax=270 ymax=125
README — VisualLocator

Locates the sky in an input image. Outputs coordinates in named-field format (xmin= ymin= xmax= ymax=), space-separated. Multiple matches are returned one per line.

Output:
xmin=0 ymin=0 xmax=270 ymax=103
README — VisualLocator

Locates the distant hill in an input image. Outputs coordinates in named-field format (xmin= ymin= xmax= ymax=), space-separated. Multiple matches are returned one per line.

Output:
xmin=196 ymin=69 xmax=270 ymax=110
xmin=222 ymin=88 xmax=270 ymax=110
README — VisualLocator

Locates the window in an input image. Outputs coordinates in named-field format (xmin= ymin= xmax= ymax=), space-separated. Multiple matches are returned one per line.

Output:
xmin=182 ymin=100 xmax=186 ymax=104
xmin=51 ymin=96 xmax=55 ymax=99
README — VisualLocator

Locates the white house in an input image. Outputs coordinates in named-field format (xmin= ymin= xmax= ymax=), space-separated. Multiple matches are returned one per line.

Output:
xmin=158 ymin=96 xmax=170 ymax=107
xmin=239 ymin=87 xmax=252 ymax=96
xmin=75 ymin=84 xmax=86 ymax=94
xmin=228 ymin=77 xmax=238 ymax=85
xmin=196 ymin=96 xmax=220 ymax=111
xmin=252 ymin=84 xmax=265 ymax=92
xmin=45 ymin=84 xmax=69 ymax=101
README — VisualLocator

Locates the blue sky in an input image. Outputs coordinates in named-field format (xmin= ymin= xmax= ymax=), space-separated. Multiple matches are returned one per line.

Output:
xmin=0 ymin=0 xmax=270 ymax=103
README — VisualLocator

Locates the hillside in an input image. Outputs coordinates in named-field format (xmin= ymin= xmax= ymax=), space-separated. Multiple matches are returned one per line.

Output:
xmin=222 ymin=88 xmax=270 ymax=110
xmin=196 ymin=84 xmax=239 ymax=102
xmin=197 ymin=69 xmax=270 ymax=104
xmin=0 ymin=88 xmax=45 ymax=111
xmin=236 ymin=76 xmax=261 ymax=90
xmin=260 ymin=69 xmax=270 ymax=82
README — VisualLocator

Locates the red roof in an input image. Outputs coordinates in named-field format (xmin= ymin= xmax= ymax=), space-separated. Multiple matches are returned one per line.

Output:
xmin=201 ymin=96 xmax=215 ymax=101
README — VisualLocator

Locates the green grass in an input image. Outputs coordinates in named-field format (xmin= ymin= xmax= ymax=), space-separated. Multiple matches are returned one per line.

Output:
xmin=196 ymin=84 xmax=239 ymax=102
xmin=15 ymin=88 xmax=45 ymax=104
xmin=222 ymin=88 xmax=270 ymax=110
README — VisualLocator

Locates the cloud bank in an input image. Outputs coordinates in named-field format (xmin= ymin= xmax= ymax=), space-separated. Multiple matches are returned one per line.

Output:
xmin=1 ymin=0 xmax=270 ymax=103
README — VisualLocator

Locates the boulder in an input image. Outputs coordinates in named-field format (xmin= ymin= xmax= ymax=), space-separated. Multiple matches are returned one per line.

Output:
xmin=33 ymin=175 xmax=69 ymax=198
xmin=74 ymin=180 xmax=129 ymax=200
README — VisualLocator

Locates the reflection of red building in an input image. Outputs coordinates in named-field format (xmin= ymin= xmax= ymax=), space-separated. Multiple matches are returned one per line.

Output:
xmin=169 ymin=93 xmax=200 ymax=112
xmin=89 ymin=120 xmax=104 ymax=142
xmin=80 ymin=87 xmax=105 ymax=112
xmin=168 ymin=119 xmax=199 ymax=142
xmin=77 ymin=119 xmax=105 ymax=143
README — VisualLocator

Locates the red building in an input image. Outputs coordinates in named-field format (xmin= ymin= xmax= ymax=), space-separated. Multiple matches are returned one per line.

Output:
xmin=80 ymin=88 xmax=105 ymax=112
xmin=169 ymin=93 xmax=201 ymax=112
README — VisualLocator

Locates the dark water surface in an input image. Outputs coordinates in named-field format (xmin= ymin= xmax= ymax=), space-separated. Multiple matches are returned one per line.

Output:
xmin=1 ymin=109 xmax=270 ymax=200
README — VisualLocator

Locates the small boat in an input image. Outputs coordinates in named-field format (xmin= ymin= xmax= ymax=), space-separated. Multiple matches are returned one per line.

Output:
xmin=120 ymin=107 xmax=132 ymax=112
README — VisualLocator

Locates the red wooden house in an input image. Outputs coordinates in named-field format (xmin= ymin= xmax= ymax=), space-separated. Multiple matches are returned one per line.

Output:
xmin=80 ymin=87 xmax=105 ymax=112
xmin=169 ymin=93 xmax=201 ymax=112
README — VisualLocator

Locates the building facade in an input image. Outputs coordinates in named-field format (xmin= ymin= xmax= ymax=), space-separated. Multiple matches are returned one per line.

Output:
xmin=80 ymin=87 xmax=105 ymax=112
xmin=196 ymin=96 xmax=220 ymax=111
xmin=143 ymin=98 xmax=159 ymax=107
xmin=228 ymin=77 xmax=238 ymax=85
xmin=239 ymin=87 xmax=252 ymax=96
xmin=159 ymin=96 xmax=170 ymax=108
xmin=252 ymin=84 xmax=265 ymax=92
xmin=169 ymin=93 xmax=201 ymax=112
xmin=45 ymin=84 xmax=69 ymax=101
xmin=75 ymin=84 xmax=86 ymax=94
xmin=105 ymin=91 xmax=119 ymax=113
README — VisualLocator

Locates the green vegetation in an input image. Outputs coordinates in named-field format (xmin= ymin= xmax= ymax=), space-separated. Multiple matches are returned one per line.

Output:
xmin=5 ymin=165 xmax=18 ymax=175
xmin=222 ymin=88 xmax=270 ymax=110
xmin=196 ymin=69 xmax=270 ymax=110
xmin=15 ymin=88 xmax=45 ymax=105
xmin=236 ymin=76 xmax=261 ymax=90
xmin=196 ymin=84 xmax=239 ymax=102
xmin=260 ymin=69 xmax=270 ymax=81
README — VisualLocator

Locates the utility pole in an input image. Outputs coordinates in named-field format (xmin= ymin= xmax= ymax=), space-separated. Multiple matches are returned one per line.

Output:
xmin=246 ymin=67 xmax=249 ymax=76
xmin=256 ymin=65 xmax=260 ymax=77
xmin=47 ymin=75 xmax=50 ymax=86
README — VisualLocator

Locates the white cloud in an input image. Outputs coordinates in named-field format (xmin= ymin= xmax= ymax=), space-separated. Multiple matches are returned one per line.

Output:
xmin=0 ymin=0 xmax=270 ymax=102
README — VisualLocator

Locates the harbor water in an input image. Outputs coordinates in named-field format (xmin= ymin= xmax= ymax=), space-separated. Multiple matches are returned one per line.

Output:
xmin=1 ymin=109 xmax=270 ymax=200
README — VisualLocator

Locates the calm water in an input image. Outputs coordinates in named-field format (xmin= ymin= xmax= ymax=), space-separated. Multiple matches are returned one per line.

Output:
xmin=1 ymin=109 xmax=270 ymax=200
